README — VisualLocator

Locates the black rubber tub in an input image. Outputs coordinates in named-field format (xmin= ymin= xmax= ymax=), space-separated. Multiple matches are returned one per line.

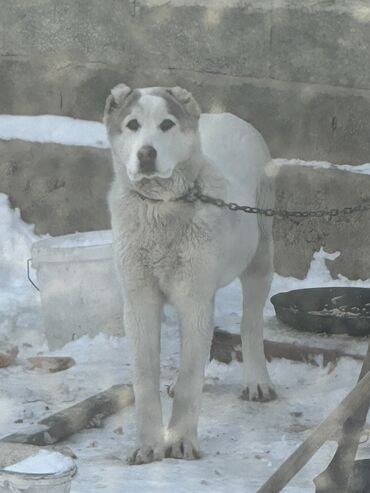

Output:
xmin=270 ymin=287 xmax=370 ymax=336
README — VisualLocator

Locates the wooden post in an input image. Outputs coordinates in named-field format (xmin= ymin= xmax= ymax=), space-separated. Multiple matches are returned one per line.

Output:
xmin=314 ymin=341 xmax=370 ymax=492
xmin=256 ymin=369 xmax=370 ymax=493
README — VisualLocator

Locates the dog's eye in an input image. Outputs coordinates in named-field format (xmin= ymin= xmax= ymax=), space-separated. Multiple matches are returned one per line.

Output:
xmin=160 ymin=119 xmax=176 ymax=132
xmin=126 ymin=119 xmax=140 ymax=131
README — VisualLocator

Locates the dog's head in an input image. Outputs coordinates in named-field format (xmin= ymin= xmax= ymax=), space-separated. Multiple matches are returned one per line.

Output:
xmin=104 ymin=84 xmax=201 ymax=187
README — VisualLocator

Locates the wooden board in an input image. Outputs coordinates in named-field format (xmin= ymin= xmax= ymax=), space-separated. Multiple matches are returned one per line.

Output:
xmin=256 ymin=368 xmax=370 ymax=492
xmin=211 ymin=329 xmax=364 ymax=366
xmin=314 ymin=341 xmax=370 ymax=492
xmin=1 ymin=384 xmax=134 ymax=446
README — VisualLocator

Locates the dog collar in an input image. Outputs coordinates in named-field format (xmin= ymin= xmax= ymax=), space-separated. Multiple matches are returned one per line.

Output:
xmin=134 ymin=181 xmax=201 ymax=204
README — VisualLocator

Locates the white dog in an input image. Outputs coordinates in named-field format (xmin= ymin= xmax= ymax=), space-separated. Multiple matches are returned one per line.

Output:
xmin=104 ymin=83 xmax=276 ymax=465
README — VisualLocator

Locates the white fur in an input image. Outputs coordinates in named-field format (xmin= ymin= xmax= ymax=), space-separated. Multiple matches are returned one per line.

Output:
xmin=106 ymin=89 xmax=275 ymax=465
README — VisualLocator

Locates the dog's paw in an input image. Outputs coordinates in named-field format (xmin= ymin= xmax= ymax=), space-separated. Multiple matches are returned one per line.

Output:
xmin=127 ymin=444 xmax=165 ymax=465
xmin=165 ymin=438 xmax=201 ymax=460
xmin=241 ymin=383 xmax=277 ymax=402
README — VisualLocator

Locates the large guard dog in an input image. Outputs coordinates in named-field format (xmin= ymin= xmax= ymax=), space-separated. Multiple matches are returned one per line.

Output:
xmin=104 ymin=83 xmax=276 ymax=465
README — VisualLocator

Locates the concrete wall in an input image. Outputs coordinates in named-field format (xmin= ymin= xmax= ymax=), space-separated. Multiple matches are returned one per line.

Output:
xmin=1 ymin=0 xmax=370 ymax=278
xmin=1 ymin=0 xmax=370 ymax=163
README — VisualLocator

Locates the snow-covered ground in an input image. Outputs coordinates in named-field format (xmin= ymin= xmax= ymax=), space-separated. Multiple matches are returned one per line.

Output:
xmin=0 ymin=196 xmax=369 ymax=493
xmin=1 ymin=116 xmax=370 ymax=492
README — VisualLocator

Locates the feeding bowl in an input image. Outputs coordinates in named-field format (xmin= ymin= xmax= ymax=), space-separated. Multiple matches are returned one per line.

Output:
xmin=270 ymin=287 xmax=370 ymax=336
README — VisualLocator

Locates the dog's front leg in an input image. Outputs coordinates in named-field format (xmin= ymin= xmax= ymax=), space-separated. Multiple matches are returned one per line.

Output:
xmin=123 ymin=286 xmax=165 ymax=465
xmin=166 ymin=296 xmax=214 ymax=460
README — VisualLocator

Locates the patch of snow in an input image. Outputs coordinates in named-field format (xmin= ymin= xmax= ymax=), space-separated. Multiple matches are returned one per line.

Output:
xmin=275 ymin=158 xmax=370 ymax=175
xmin=0 ymin=193 xmax=44 ymax=348
xmin=4 ymin=450 xmax=74 ymax=475
xmin=0 ymin=115 xmax=109 ymax=148
xmin=0 ymin=193 xmax=40 ymax=288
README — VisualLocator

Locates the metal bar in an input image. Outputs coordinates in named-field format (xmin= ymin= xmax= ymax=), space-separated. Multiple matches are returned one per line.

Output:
xmin=27 ymin=258 xmax=40 ymax=292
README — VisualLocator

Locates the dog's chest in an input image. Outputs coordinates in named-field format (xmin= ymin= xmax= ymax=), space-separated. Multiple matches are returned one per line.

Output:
xmin=116 ymin=202 xmax=211 ymax=285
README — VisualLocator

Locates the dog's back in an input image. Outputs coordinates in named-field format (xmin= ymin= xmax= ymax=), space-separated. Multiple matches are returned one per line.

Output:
xmin=199 ymin=113 xmax=271 ymax=206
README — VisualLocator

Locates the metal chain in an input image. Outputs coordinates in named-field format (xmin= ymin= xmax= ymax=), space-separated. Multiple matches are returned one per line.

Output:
xmin=180 ymin=182 xmax=370 ymax=219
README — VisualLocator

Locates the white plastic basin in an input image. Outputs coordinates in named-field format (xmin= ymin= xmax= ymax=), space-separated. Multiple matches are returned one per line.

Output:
xmin=31 ymin=230 xmax=123 ymax=350
xmin=0 ymin=451 xmax=77 ymax=493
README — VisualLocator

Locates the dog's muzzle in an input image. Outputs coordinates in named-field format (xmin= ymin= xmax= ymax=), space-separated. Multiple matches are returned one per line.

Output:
xmin=137 ymin=145 xmax=157 ymax=175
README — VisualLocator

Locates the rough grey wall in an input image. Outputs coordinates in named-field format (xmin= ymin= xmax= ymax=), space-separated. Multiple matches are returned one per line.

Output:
xmin=1 ymin=0 xmax=370 ymax=278
xmin=1 ymin=0 xmax=370 ymax=163
xmin=0 ymin=141 xmax=112 ymax=235
xmin=274 ymin=165 xmax=370 ymax=280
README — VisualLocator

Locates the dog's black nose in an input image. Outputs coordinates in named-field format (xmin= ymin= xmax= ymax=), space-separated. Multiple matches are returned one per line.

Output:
xmin=138 ymin=146 xmax=157 ymax=162
xmin=137 ymin=146 xmax=157 ymax=174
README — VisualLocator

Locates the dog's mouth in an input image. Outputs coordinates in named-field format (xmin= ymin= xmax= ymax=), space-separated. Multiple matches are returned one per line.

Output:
xmin=131 ymin=170 xmax=189 ymax=202
xmin=135 ymin=175 xmax=171 ymax=191
xmin=129 ymin=168 xmax=173 ymax=183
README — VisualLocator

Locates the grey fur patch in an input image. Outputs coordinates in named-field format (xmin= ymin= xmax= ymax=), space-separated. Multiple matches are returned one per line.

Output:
xmin=105 ymin=89 xmax=141 ymax=137
xmin=149 ymin=88 xmax=199 ymax=132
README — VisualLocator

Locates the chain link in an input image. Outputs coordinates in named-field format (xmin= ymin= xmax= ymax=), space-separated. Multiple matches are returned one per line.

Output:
xmin=180 ymin=182 xmax=370 ymax=219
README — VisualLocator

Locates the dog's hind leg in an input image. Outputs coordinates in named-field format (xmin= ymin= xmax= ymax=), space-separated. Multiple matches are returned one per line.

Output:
xmin=239 ymin=234 xmax=276 ymax=402
xmin=123 ymin=285 xmax=165 ymax=465
xmin=166 ymin=296 xmax=214 ymax=459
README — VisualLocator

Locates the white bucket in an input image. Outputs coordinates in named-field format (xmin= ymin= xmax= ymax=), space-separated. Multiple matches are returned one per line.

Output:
xmin=31 ymin=230 xmax=123 ymax=350
xmin=0 ymin=467 xmax=76 ymax=493
xmin=0 ymin=455 xmax=77 ymax=493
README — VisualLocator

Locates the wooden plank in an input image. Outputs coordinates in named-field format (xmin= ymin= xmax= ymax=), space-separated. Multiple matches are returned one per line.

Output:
xmin=211 ymin=329 xmax=364 ymax=366
xmin=256 ymin=370 xmax=370 ymax=493
xmin=1 ymin=384 xmax=134 ymax=446
xmin=314 ymin=341 xmax=370 ymax=492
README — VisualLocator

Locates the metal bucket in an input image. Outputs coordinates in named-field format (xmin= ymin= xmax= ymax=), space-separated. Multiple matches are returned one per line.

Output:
xmin=0 ymin=463 xmax=77 ymax=493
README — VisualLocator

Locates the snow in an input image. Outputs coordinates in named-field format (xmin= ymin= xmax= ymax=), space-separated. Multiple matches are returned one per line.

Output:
xmin=1 ymin=116 xmax=370 ymax=491
xmin=4 ymin=450 xmax=74 ymax=475
xmin=0 ymin=195 xmax=369 ymax=492
xmin=274 ymin=158 xmax=370 ymax=176
xmin=0 ymin=115 xmax=109 ymax=148
xmin=0 ymin=193 xmax=46 ymax=349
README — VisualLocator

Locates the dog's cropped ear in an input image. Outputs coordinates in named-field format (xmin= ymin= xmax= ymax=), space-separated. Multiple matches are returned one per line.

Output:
xmin=103 ymin=83 xmax=133 ymax=124
xmin=166 ymin=86 xmax=201 ymax=118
